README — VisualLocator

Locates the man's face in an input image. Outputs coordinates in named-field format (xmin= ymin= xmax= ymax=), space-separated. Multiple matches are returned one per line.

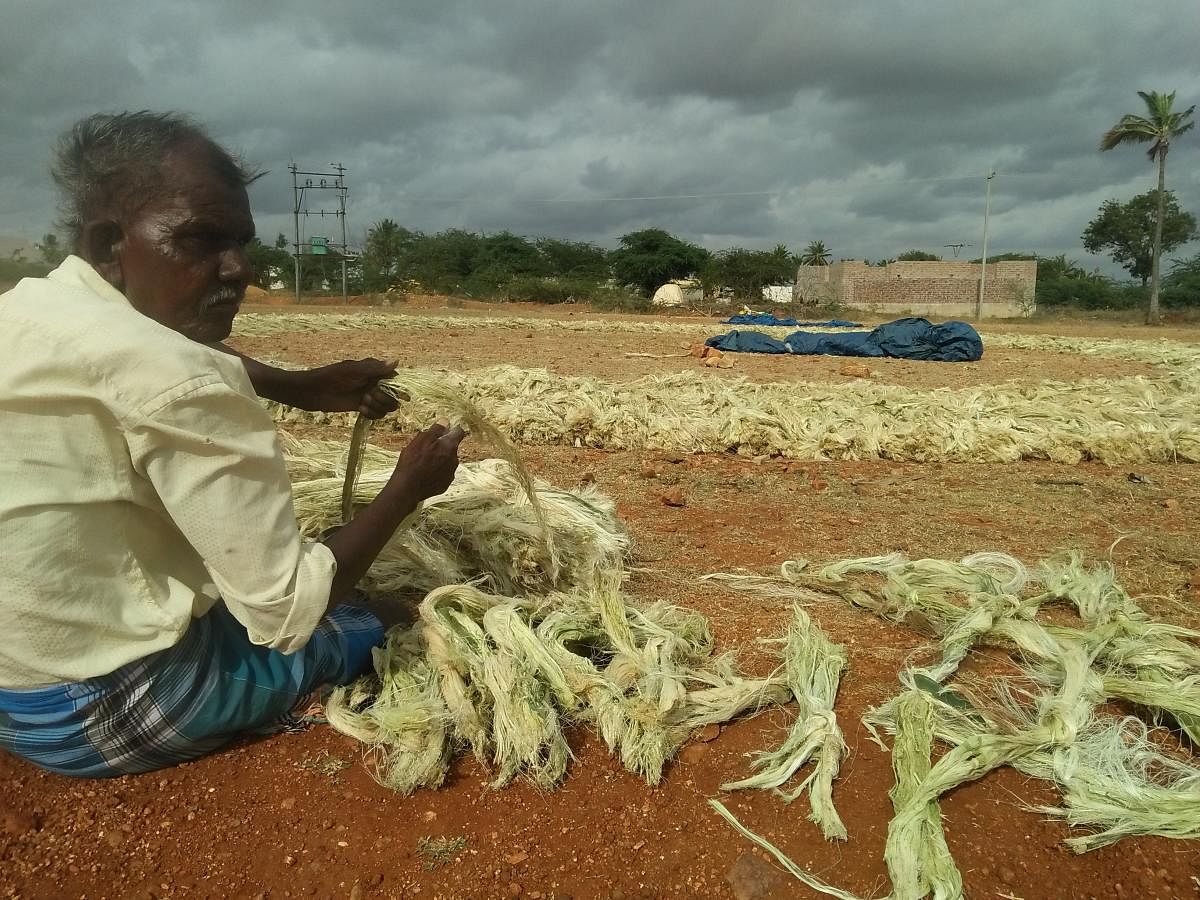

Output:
xmin=107 ymin=142 xmax=255 ymax=343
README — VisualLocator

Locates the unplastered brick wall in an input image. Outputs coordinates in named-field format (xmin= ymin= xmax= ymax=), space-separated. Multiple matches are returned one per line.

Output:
xmin=795 ymin=260 xmax=1036 ymax=316
xmin=793 ymin=265 xmax=838 ymax=303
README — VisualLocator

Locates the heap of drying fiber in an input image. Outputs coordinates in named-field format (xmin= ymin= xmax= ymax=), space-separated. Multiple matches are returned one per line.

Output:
xmin=706 ymin=552 xmax=1200 ymax=900
xmin=324 ymin=581 xmax=794 ymax=793
xmin=269 ymin=360 xmax=1200 ymax=464
xmin=285 ymin=435 xmax=806 ymax=793
xmin=251 ymin=308 xmax=1200 ymax=465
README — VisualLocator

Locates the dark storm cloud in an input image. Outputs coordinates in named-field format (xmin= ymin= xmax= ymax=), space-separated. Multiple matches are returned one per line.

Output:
xmin=2 ymin=0 xmax=1198 ymax=274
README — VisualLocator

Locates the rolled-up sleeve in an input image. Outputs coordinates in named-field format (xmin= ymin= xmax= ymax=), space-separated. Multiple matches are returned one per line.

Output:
xmin=124 ymin=375 xmax=335 ymax=653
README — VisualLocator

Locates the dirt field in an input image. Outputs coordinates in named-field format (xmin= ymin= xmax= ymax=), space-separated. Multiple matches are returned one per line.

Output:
xmin=3 ymin=300 xmax=1198 ymax=900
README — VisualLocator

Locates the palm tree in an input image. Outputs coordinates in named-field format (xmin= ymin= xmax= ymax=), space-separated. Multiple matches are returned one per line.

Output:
xmin=363 ymin=218 xmax=416 ymax=290
xmin=799 ymin=240 xmax=832 ymax=266
xmin=1100 ymin=90 xmax=1194 ymax=324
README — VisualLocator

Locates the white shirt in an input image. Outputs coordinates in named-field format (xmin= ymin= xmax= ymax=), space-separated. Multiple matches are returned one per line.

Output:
xmin=0 ymin=256 xmax=336 ymax=687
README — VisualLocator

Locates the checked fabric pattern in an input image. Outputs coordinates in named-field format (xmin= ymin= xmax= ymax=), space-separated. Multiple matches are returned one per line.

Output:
xmin=0 ymin=603 xmax=382 ymax=777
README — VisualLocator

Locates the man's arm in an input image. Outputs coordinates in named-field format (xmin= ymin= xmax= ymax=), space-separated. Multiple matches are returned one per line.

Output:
xmin=323 ymin=424 xmax=464 ymax=603
xmin=211 ymin=343 xmax=399 ymax=419
xmin=128 ymin=380 xmax=463 ymax=650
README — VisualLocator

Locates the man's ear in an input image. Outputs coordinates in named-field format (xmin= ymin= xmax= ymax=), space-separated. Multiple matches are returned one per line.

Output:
xmin=79 ymin=219 xmax=126 ymax=289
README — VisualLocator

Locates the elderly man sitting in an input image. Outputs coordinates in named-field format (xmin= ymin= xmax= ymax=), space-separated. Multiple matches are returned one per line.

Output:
xmin=0 ymin=111 xmax=463 ymax=777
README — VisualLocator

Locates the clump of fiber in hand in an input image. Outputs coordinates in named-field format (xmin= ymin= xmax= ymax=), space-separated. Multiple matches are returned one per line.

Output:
xmin=285 ymin=437 xmax=627 ymax=599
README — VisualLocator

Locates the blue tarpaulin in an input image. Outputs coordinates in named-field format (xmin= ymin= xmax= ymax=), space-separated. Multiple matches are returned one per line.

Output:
xmin=720 ymin=314 xmax=863 ymax=327
xmin=705 ymin=317 xmax=983 ymax=362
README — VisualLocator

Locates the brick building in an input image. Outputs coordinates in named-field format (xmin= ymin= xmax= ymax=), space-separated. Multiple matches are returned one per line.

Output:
xmin=794 ymin=259 xmax=1037 ymax=318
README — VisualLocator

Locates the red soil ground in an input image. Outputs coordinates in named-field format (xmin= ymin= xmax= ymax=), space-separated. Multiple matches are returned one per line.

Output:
xmin=4 ymin=301 xmax=1198 ymax=899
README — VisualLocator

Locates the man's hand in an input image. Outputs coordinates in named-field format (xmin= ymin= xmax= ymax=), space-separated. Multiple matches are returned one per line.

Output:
xmin=216 ymin=346 xmax=405 ymax=417
xmin=302 ymin=358 xmax=401 ymax=419
xmin=391 ymin=423 xmax=466 ymax=501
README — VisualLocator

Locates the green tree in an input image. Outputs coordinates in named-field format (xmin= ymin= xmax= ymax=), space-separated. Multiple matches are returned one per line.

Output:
xmin=299 ymin=254 xmax=357 ymax=295
xmin=406 ymin=229 xmax=484 ymax=289
xmin=535 ymin=238 xmax=610 ymax=279
xmin=1032 ymin=254 xmax=1118 ymax=309
xmin=245 ymin=233 xmax=292 ymax=290
xmin=1033 ymin=254 xmax=1086 ymax=280
xmin=708 ymin=246 xmax=796 ymax=299
xmin=1160 ymin=252 xmax=1200 ymax=308
xmin=798 ymin=240 xmax=831 ymax=266
xmin=473 ymin=231 xmax=546 ymax=287
xmin=1099 ymin=89 xmax=1195 ymax=323
xmin=896 ymin=249 xmax=941 ymax=261
xmin=361 ymin=219 xmax=421 ymax=292
xmin=35 ymin=233 xmax=68 ymax=268
xmin=608 ymin=228 xmax=710 ymax=296
xmin=1081 ymin=191 xmax=1197 ymax=287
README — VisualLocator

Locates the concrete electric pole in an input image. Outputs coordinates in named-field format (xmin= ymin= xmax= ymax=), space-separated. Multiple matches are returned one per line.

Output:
xmin=975 ymin=170 xmax=996 ymax=320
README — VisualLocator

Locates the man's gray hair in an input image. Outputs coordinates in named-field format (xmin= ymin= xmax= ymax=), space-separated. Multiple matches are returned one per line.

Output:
xmin=51 ymin=110 xmax=263 ymax=250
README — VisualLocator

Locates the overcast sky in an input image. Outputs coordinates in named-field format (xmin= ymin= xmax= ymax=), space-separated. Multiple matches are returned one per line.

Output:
xmin=2 ymin=0 xmax=1198 ymax=276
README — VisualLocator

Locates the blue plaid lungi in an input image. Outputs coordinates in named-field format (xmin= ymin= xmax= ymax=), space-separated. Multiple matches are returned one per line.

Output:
xmin=0 ymin=603 xmax=383 ymax=778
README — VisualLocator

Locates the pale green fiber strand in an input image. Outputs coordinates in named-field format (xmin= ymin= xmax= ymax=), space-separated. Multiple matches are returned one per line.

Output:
xmin=324 ymin=627 xmax=453 ymax=794
xmin=377 ymin=370 xmax=555 ymax=574
xmin=882 ymin=642 xmax=1104 ymax=900
xmin=708 ymin=800 xmax=867 ymax=900
xmin=1034 ymin=716 xmax=1200 ymax=851
xmin=480 ymin=602 xmax=574 ymax=788
xmin=712 ymin=550 xmax=1200 ymax=876
xmin=341 ymin=414 xmax=374 ymax=524
xmin=721 ymin=605 xmax=850 ymax=841
xmin=1101 ymin=672 xmax=1200 ymax=745
xmin=879 ymin=689 xmax=963 ymax=900
xmin=666 ymin=677 xmax=793 ymax=731
xmin=324 ymin=566 xmax=793 ymax=791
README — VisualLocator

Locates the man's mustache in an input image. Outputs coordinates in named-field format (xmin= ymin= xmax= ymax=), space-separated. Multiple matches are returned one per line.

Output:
xmin=199 ymin=286 xmax=244 ymax=310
